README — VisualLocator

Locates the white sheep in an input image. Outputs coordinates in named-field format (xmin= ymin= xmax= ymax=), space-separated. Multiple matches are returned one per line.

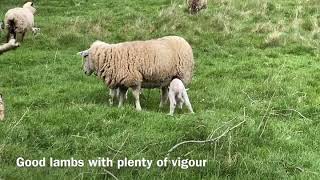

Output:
xmin=4 ymin=2 xmax=37 ymax=42
xmin=0 ymin=94 xmax=4 ymax=121
xmin=186 ymin=0 xmax=208 ymax=14
xmin=168 ymin=78 xmax=194 ymax=115
xmin=78 ymin=36 xmax=194 ymax=111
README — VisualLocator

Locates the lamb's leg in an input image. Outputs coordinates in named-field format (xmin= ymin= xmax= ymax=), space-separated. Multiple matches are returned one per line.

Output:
xmin=21 ymin=32 xmax=25 ymax=42
xmin=109 ymin=88 xmax=117 ymax=106
xmin=132 ymin=85 xmax=142 ymax=111
xmin=182 ymin=90 xmax=194 ymax=113
xmin=118 ymin=87 xmax=128 ymax=108
xmin=177 ymin=93 xmax=184 ymax=109
xmin=168 ymin=91 xmax=176 ymax=116
xmin=159 ymin=86 xmax=168 ymax=108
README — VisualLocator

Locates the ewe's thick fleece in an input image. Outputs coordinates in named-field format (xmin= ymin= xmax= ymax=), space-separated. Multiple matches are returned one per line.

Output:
xmin=89 ymin=36 xmax=194 ymax=89
xmin=4 ymin=2 xmax=36 ymax=34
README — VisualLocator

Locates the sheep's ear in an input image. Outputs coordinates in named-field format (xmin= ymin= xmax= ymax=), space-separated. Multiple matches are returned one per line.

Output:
xmin=78 ymin=50 xmax=89 ymax=57
xmin=186 ymin=88 xmax=189 ymax=91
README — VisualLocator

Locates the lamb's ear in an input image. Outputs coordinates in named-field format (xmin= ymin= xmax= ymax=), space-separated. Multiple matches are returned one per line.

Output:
xmin=78 ymin=50 xmax=89 ymax=57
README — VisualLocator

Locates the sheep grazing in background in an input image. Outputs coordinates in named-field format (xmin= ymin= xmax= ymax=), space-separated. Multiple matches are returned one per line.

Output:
xmin=4 ymin=2 xmax=38 ymax=42
xmin=187 ymin=0 xmax=208 ymax=14
xmin=168 ymin=78 xmax=194 ymax=115
xmin=0 ymin=94 xmax=4 ymax=121
xmin=78 ymin=36 xmax=194 ymax=111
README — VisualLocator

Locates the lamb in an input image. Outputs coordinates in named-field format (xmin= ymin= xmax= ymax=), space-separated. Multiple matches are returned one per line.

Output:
xmin=4 ymin=2 xmax=37 ymax=42
xmin=186 ymin=0 xmax=208 ymax=14
xmin=0 ymin=94 xmax=4 ymax=121
xmin=168 ymin=78 xmax=194 ymax=115
xmin=78 ymin=36 xmax=194 ymax=111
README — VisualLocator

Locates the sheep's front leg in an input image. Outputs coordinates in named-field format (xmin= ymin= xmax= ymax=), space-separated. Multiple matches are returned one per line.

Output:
xmin=159 ymin=86 xmax=168 ymax=108
xmin=132 ymin=85 xmax=142 ymax=111
xmin=109 ymin=88 xmax=117 ymax=105
xmin=118 ymin=87 xmax=128 ymax=108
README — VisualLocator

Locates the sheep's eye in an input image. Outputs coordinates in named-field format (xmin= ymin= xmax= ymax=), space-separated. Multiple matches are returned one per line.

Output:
xmin=31 ymin=2 xmax=34 ymax=6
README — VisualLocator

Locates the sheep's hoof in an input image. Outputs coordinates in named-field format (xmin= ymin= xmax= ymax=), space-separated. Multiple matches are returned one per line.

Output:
xmin=136 ymin=107 xmax=142 ymax=111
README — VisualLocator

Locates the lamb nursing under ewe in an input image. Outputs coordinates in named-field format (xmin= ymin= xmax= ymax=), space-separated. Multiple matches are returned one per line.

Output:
xmin=79 ymin=36 xmax=194 ymax=111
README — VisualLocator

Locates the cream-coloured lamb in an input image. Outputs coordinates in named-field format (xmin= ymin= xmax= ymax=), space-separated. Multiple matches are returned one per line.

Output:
xmin=168 ymin=78 xmax=194 ymax=115
xmin=4 ymin=2 xmax=37 ymax=42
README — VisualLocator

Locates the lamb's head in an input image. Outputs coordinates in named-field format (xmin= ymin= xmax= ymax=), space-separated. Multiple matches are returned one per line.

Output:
xmin=78 ymin=50 xmax=95 ymax=76
xmin=23 ymin=2 xmax=36 ymax=14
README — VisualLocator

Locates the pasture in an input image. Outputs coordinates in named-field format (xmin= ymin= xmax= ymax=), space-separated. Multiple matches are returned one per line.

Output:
xmin=0 ymin=0 xmax=320 ymax=179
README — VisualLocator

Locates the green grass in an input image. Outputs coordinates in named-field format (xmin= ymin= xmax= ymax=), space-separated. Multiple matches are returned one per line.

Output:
xmin=1 ymin=0 xmax=320 ymax=179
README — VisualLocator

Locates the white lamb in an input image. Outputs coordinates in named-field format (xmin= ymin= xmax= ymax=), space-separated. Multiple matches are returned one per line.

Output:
xmin=168 ymin=78 xmax=194 ymax=115
xmin=4 ymin=2 xmax=38 ymax=42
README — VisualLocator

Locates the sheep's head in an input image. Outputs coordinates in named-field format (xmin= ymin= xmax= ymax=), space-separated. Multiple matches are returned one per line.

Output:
xmin=78 ymin=50 xmax=94 ymax=76
xmin=23 ymin=2 xmax=36 ymax=14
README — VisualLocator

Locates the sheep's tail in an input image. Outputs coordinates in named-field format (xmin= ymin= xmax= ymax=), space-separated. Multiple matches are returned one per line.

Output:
xmin=6 ymin=19 xmax=16 ymax=42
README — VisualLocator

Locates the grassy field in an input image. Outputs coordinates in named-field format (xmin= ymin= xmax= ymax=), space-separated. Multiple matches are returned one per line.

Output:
xmin=1 ymin=0 xmax=320 ymax=179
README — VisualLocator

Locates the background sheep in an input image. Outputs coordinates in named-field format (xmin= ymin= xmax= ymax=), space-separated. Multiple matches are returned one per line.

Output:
xmin=78 ymin=36 xmax=194 ymax=111
xmin=4 ymin=2 xmax=37 ymax=42
xmin=187 ymin=0 xmax=208 ymax=14
xmin=0 ymin=94 xmax=4 ymax=121
xmin=168 ymin=78 xmax=194 ymax=115
xmin=0 ymin=39 xmax=20 ymax=55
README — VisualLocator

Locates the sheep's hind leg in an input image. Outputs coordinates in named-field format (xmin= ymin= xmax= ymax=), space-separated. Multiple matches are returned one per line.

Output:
xmin=118 ymin=87 xmax=128 ymax=108
xmin=132 ymin=85 xmax=142 ymax=111
xmin=159 ymin=86 xmax=168 ymax=108
xmin=109 ymin=88 xmax=117 ymax=106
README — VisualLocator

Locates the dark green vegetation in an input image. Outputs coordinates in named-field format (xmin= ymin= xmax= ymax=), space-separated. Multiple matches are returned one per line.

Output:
xmin=1 ymin=0 xmax=320 ymax=179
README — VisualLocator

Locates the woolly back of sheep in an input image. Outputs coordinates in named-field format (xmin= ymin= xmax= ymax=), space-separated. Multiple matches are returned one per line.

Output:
xmin=88 ymin=36 xmax=194 ymax=89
